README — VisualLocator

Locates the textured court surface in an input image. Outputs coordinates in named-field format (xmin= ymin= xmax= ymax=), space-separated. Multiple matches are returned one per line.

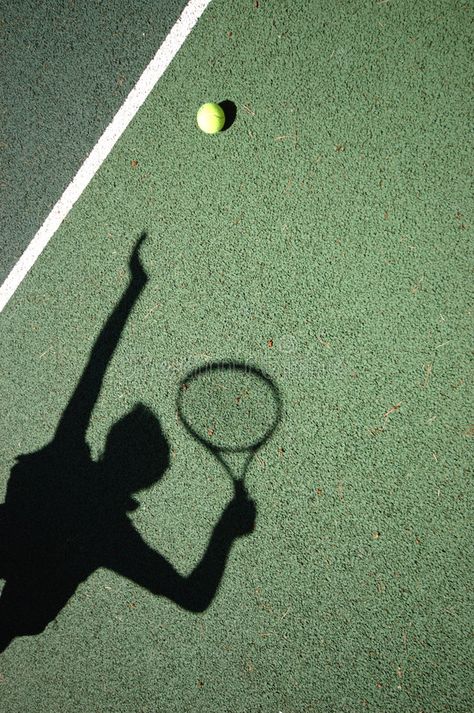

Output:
xmin=0 ymin=1 xmax=472 ymax=712
xmin=0 ymin=0 xmax=188 ymax=283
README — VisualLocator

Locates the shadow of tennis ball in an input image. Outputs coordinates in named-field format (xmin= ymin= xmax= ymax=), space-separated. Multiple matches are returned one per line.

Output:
xmin=219 ymin=100 xmax=237 ymax=132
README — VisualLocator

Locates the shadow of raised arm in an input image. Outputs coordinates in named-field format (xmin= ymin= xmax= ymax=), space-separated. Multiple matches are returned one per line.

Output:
xmin=54 ymin=233 xmax=148 ymax=445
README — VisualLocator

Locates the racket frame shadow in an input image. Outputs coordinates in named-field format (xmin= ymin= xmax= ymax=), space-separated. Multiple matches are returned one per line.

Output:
xmin=176 ymin=361 xmax=282 ymax=485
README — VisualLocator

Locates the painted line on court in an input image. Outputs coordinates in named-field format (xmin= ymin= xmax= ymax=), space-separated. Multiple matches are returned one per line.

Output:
xmin=0 ymin=0 xmax=212 ymax=313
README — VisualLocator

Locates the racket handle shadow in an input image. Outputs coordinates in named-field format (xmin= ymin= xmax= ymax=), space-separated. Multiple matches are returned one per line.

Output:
xmin=225 ymin=479 xmax=257 ymax=536
xmin=232 ymin=477 xmax=247 ymax=498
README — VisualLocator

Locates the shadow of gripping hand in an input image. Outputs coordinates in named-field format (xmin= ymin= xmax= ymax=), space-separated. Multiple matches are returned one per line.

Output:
xmin=222 ymin=481 xmax=256 ymax=537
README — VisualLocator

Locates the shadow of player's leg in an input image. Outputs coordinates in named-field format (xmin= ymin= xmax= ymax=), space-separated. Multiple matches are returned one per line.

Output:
xmin=0 ymin=572 xmax=81 ymax=653
xmin=0 ymin=582 xmax=16 ymax=653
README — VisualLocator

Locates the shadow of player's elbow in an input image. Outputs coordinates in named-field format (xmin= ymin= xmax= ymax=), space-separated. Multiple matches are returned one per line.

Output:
xmin=176 ymin=588 xmax=212 ymax=614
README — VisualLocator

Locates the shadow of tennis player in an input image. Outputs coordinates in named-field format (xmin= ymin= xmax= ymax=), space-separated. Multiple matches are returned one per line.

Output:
xmin=0 ymin=233 xmax=257 ymax=653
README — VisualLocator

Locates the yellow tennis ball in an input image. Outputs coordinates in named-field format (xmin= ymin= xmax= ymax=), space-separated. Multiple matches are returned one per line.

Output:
xmin=197 ymin=102 xmax=225 ymax=134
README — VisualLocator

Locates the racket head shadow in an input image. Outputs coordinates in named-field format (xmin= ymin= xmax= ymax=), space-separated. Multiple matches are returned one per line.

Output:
xmin=176 ymin=361 xmax=282 ymax=475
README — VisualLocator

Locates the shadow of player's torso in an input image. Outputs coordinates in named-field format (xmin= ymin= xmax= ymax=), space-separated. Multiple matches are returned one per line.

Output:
xmin=2 ymin=441 xmax=140 ymax=587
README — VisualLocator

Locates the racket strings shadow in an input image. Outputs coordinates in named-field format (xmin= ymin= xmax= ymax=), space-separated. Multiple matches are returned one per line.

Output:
xmin=177 ymin=361 xmax=282 ymax=486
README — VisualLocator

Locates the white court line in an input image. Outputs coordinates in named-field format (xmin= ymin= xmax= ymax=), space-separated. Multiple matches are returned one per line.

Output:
xmin=0 ymin=0 xmax=212 ymax=313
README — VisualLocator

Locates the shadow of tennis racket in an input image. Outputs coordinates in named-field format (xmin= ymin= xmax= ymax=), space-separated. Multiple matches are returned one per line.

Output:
xmin=177 ymin=361 xmax=282 ymax=492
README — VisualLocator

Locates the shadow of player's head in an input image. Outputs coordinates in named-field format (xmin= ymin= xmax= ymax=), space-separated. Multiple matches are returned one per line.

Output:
xmin=101 ymin=403 xmax=170 ymax=493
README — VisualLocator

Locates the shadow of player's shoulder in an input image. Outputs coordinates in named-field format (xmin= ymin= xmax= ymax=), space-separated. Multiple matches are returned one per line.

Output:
xmin=7 ymin=440 xmax=93 ymax=488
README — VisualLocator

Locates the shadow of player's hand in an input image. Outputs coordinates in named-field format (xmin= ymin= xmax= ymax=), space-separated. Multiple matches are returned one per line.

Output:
xmin=222 ymin=480 xmax=256 ymax=537
xmin=129 ymin=233 xmax=148 ymax=286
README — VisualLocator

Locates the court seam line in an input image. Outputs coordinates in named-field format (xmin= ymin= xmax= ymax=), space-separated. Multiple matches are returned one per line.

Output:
xmin=0 ymin=0 xmax=212 ymax=313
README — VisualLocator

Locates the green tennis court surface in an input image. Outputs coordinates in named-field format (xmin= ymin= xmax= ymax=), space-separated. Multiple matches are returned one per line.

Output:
xmin=0 ymin=0 xmax=189 ymax=282
xmin=0 ymin=1 xmax=472 ymax=711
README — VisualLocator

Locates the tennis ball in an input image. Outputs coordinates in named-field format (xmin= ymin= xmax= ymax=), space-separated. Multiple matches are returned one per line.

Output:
xmin=197 ymin=102 xmax=225 ymax=134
